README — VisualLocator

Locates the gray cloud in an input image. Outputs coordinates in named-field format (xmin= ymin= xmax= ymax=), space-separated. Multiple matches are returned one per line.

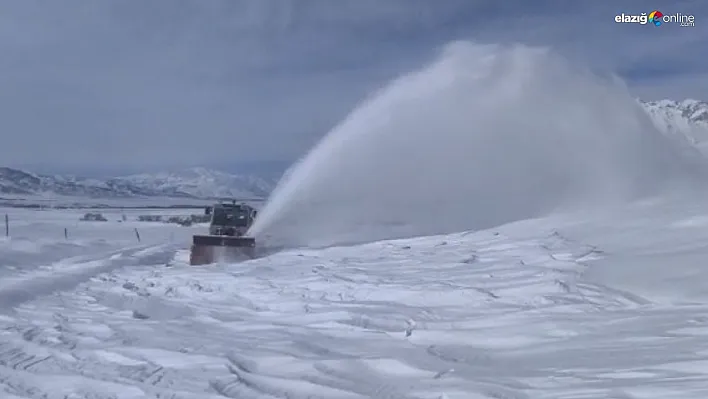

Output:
xmin=1 ymin=0 xmax=706 ymax=173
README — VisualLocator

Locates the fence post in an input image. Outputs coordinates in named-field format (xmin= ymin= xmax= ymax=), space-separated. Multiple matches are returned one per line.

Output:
xmin=134 ymin=228 xmax=141 ymax=243
xmin=4 ymin=214 xmax=8 ymax=237
xmin=64 ymin=228 xmax=68 ymax=240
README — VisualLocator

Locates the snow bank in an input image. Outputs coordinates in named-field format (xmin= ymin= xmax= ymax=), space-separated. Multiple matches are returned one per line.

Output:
xmin=249 ymin=41 xmax=707 ymax=248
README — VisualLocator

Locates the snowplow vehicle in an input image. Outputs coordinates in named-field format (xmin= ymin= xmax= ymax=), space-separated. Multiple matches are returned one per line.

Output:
xmin=189 ymin=201 xmax=258 ymax=265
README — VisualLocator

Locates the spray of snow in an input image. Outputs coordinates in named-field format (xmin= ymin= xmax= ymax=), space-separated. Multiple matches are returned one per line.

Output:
xmin=248 ymin=41 xmax=706 ymax=248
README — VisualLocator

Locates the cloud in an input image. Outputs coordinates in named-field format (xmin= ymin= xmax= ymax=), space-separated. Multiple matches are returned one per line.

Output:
xmin=0 ymin=0 xmax=706 ymax=173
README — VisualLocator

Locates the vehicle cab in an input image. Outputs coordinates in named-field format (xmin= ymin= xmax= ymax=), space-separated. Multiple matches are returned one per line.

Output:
xmin=205 ymin=201 xmax=257 ymax=237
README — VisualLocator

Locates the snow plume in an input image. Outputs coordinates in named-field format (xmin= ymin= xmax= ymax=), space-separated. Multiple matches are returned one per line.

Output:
xmin=249 ymin=41 xmax=707 ymax=248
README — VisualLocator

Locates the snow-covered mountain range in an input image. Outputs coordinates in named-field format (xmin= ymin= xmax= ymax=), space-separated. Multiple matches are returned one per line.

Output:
xmin=0 ymin=167 xmax=276 ymax=200
xmin=1 ymin=99 xmax=707 ymax=200
xmin=641 ymin=99 xmax=708 ymax=154
xmin=117 ymin=167 xmax=275 ymax=199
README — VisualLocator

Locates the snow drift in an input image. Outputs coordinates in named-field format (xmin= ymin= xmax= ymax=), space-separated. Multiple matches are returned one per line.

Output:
xmin=249 ymin=41 xmax=707 ymax=248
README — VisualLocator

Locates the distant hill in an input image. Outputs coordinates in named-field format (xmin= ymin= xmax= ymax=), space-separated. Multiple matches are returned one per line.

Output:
xmin=0 ymin=166 xmax=276 ymax=200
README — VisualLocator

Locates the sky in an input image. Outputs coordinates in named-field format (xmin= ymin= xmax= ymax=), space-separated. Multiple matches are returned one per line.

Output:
xmin=1 ymin=0 xmax=706 ymax=176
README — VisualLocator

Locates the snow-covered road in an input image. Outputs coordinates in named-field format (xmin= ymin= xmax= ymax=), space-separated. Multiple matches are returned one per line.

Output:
xmin=1 ymin=202 xmax=708 ymax=398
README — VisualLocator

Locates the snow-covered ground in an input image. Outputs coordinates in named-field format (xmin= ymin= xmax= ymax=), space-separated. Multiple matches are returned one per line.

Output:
xmin=2 ymin=196 xmax=708 ymax=399
xmin=3 ymin=42 xmax=708 ymax=399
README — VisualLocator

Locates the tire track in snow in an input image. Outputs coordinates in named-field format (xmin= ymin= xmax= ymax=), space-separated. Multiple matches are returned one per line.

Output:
xmin=0 ymin=245 xmax=176 ymax=311
xmin=1 ymin=228 xmax=700 ymax=398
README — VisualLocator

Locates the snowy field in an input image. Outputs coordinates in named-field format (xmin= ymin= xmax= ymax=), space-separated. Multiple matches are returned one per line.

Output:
xmin=3 ymin=41 xmax=708 ymax=399
xmin=1 ymin=197 xmax=708 ymax=399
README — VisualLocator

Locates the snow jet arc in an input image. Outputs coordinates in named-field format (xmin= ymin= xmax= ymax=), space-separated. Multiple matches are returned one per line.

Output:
xmin=249 ymin=41 xmax=702 ymax=248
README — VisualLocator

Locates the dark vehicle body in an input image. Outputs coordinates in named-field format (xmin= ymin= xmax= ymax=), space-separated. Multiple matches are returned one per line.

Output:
xmin=189 ymin=201 xmax=258 ymax=265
